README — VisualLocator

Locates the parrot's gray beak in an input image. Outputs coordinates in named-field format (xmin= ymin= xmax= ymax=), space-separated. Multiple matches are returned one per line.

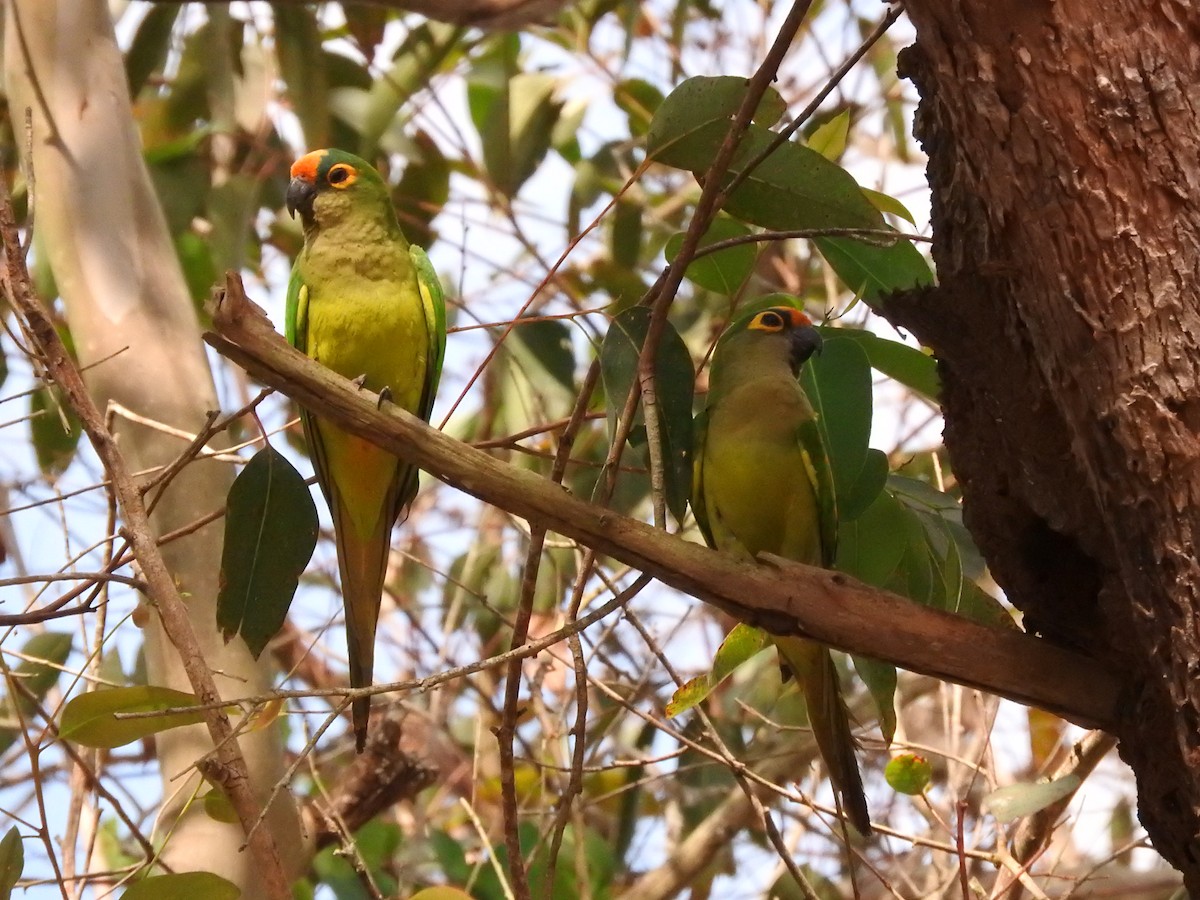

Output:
xmin=286 ymin=177 xmax=317 ymax=222
xmin=788 ymin=323 xmax=823 ymax=370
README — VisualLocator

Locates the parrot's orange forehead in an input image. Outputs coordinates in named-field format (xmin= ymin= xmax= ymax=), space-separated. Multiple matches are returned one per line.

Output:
xmin=290 ymin=150 xmax=326 ymax=182
xmin=777 ymin=307 xmax=813 ymax=327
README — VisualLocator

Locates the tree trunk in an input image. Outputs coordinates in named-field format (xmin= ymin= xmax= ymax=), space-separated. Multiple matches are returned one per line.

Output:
xmin=890 ymin=0 xmax=1200 ymax=885
xmin=4 ymin=0 xmax=304 ymax=890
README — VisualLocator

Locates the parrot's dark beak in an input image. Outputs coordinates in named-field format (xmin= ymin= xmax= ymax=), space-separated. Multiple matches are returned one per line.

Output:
xmin=285 ymin=177 xmax=317 ymax=222
xmin=788 ymin=323 xmax=823 ymax=371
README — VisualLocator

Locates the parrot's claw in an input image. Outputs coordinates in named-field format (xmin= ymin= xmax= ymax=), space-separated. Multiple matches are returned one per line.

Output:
xmin=376 ymin=386 xmax=392 ymax=409
xmin=352 ymin=374 xmax=369 ymax=390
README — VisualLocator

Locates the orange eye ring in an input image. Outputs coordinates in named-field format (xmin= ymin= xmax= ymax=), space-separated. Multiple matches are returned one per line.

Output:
xmin=326 ymin=163 xmax=358 ymax=189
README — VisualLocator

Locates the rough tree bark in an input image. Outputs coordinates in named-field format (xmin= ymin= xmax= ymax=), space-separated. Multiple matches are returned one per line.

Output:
xmin=5 ymin=0 xmax=304 ymax=890
xmin=890 ymin=0 xmax=1200 ymax=885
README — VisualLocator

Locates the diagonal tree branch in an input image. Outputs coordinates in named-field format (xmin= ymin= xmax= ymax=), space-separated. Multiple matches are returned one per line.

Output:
xmin=205 ymin=274 xmax=1125 ymax=734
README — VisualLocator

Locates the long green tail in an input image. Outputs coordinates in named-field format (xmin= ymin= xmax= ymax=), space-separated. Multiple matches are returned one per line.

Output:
xmin=776 ymin=636 xmax=870 ymax=835
xmin=330 ymin=493 xmax=392 ymax=753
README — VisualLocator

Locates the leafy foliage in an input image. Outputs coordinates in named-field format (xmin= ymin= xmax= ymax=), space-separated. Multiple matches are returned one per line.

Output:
xmin=216 ymin=446 xmax=319 ymax=659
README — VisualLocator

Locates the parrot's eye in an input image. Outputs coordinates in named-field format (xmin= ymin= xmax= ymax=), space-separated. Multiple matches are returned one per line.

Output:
xmin=755 ymin=311 xmax=785 ymax=331
xmin=326 ymin=164 xmax=357 ymax=188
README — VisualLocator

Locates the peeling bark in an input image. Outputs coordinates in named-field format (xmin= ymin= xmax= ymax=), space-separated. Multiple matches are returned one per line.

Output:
xmin=891 ymin=0 xmax=1200 ymax=883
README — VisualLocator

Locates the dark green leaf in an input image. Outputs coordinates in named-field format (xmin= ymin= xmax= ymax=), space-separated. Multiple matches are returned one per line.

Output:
xmin=0 ymin=632 xmax=72 ymax=754
xmin=429 ymin=829 xmax=471 ymax=886
xmin=646 ymin=75 xmax=785 ymax=162
xmin=273 ymin=5 xmax=329 ymax=147
xmin=814 ymin=235 xmax=934 ymax=307
xmin=125 ymin=4 xmax=180 ymax=97
xmin=836 ymin=491 xmax=910 ymax=588
xmin=830 ymin=328 xmax=940 ymax=404
xmin=801 ymin=337 xmax=872 ymax=516
xmin=665 ymin=217 xmax=755 ymax=295
xmin=217 ymin=447 xmax=318 ymax=659
xmin=599 ymin=308 xmax=696 ymax=522
xmin=512 ymin=317 xmax=576 ymax=395
xmin=30 ymin=385 xmax=82 ymax=480
xmin=611 ymin=199 xmax=644 ymax=269
xmin=120 ymin=871 xmax=240 ymax=900
xmin=850 ymin=654 xmax=897 ymax=743
xmin=60 ymin=685 xmax=206 ymax=748
xmin=0 ymin=826 xmax=22 ymax=900
xmin=649 ymin=76 xmax=932 ymax=304
xmin=841 ymin=447 xmax=888 ymax=521
xmin=176 ymin=232 xmax=218 ymax=310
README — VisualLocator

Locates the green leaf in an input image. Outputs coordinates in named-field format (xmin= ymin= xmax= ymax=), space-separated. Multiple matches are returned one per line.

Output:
xmin=850 ymin=654 xmax=897 ymax=743
xmin=665 ymin=217 xmax=755 ymax=295
xmin=614 ymin=77 xmax=664 ymax=137
xmin=333 ymin=22 xmax=462 ymax=157
xmin=121 ymin=871 xmax=241 ymax=900
xmin=125 ymin=4 xmax=180 ymax=97
xmin=60 ymin=685 xmax=207 ymax=748
xmin=806 ymin=109 xmax=850 ymax=161
xmin=175 ymin=232 xmax=218 ymax=308
xmin=313 ymin=820 xmax=401 ymax=899
xmin=830 ymin=328 xmax=940 ymax=404
xmin=841 ymin=447 xmax=888 ymax=522
xmin=646 ymin=75 xmax=786 ymax=162
xmin=0 ymin=632 xmax=72 ymax=754
xmin=801 ymin=337 xmax=873 ymax=516
xmin=273 ymin=5 xmax=329 ymax=147
xmin=814 ymin=235 xmax=934 ymax=308
xmin=468 ymin=35 xmax=563 ymax=197
xmin=836 ymin=491 xmax=910 ymax=588
xmin=0 ymin=826 xmax=23 ymax=900
xmin=611 ymin=199 xmax=644 ymax=269
xmin=216 ymin=447 xmax=318 ymax=659
xmin=512 ymin=316 xmax=576 ymax=395
xmin=983 ymin=775 xmax=1082 ymax=823
xmin=30 ymin=385 xmax=82 ymax=480
xmin=598 ymin=308 xmax=695 ymax=522
xmin=202 ymin=786 xmax=239 ymax=824
xmin=648 ymin=76 xmax=932 ymax=304
xmin=666 ymin=623 xmax=770 ymax=716
xmin=861 ymin=187 xmax=917 ymax=225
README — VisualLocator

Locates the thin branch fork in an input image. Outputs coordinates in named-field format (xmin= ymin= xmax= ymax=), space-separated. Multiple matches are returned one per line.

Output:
xmin=205 ymin=273 xmax=1126 ymax=733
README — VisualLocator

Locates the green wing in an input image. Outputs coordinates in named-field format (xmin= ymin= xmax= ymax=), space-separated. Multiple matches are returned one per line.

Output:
xmin=796 ymin=412 xmax=838 ymax=568
xmin=690 ymin=408 xmax=716 ymax=548
xmin=410 ymin=245 xmax=446 ymax=424
xmin=285 ymin=267 xmax=309 ymax=352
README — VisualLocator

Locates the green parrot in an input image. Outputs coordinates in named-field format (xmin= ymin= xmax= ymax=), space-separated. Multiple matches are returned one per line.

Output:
xmin=692 ymin=304 xmax=870 ymax=834
xmin=285 ymin=148 xmax=446 ymax=752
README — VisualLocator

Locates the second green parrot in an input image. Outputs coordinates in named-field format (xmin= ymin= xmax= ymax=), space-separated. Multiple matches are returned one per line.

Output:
xmin=286 ymin=149 xmax=446 ymax=752
xmin=693 ymin=305 xmax=870 ymax=834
